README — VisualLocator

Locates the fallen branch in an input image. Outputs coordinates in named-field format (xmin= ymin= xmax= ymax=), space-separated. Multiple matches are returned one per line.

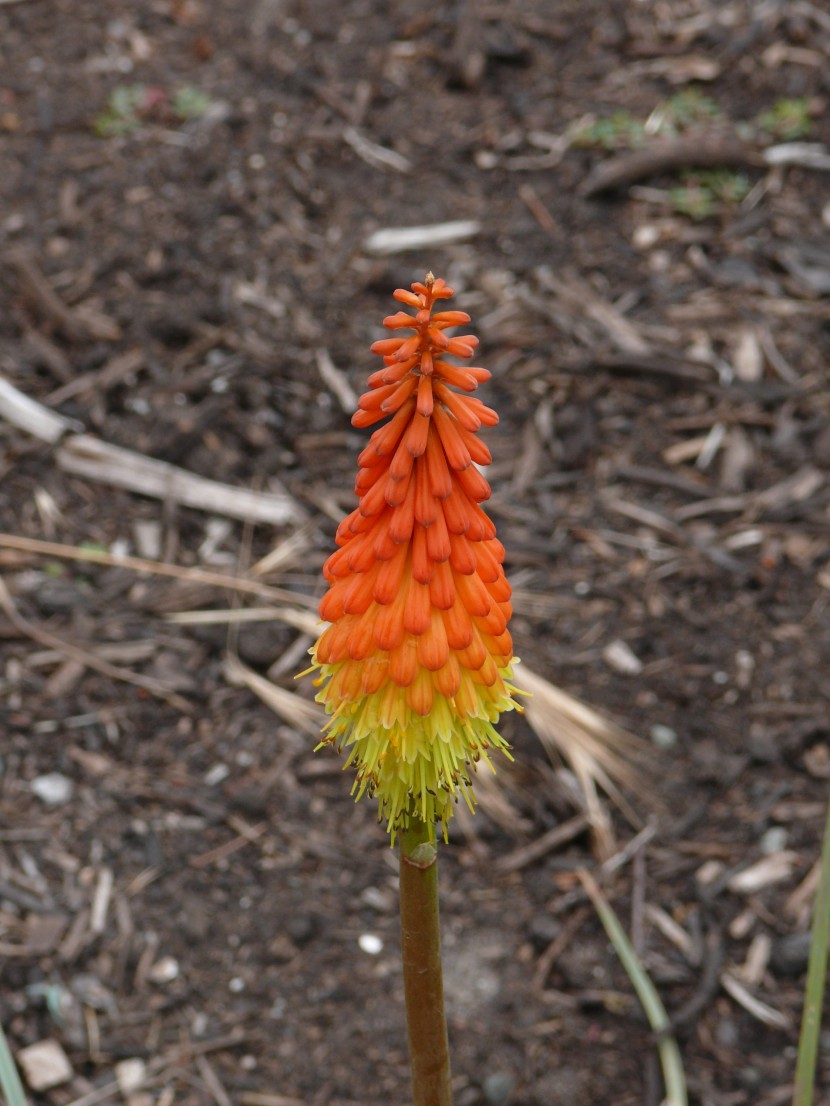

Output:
xmin=0 ymin=373 xmax=305 ymax=526
xmin=580 ymin=137 xmax=765 ymax=198
xmin=0 ymin=374 xmax=80 ymax=443
xmin=58 ymin=434 xmax=304 ymax=526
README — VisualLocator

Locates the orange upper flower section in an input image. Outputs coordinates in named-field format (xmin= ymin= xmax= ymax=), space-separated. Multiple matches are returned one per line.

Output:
xmin=316 ymin=275 xmax=512 ymax=707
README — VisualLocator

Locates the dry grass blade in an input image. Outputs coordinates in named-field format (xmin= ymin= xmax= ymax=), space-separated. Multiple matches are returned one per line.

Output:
xmin=0 ymin=533 xmax=317 ymax=608
xmin=224 ymin=654 xmax=323 ymax=738
xmin=250 ymin=527 xmax=314 ymax=577
xmin=515 ymin=665 xmax=646 ymax=857
xmin=0 ymin=577 xmax=192 ymax=712
xmin=456 ymin=766 xmax=533 ymax=840
xmin=215 ymin=619 xmax=646 ymax=855
xmin=720 ymin=972 xmax=791 ymax=1031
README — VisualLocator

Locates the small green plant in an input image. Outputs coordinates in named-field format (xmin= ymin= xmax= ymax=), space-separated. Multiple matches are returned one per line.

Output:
xmin=172 ymin=85 xmax=213 ymax=121
xmin=573 ymin=111 xmax=646 ymax=150
xmin=575 ymin=88 xmax=724 ymax=151
xmin=93 ymin=84 xmax=147 ymax=136
xmin=94 ymin=84 xmax=213 ymax=137
xmin=668 ymin=169 xmax=751 ymax=220
xmin=0 ymin=1022 xmax=27 ymax=1106
xmin=756 ymin=97 xmax=812 ymax=141
xmin=575 ymin=89 xmax=812 ymax=164
xmin=662 ymin=88 xmax=722 ymax=130
xmin=792 ymin=801 xmax=830 ymax=1106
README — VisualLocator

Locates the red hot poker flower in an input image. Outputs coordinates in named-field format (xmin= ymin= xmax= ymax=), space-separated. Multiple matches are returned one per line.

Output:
xmin=306 ymin=274 xmax=520 ymax=840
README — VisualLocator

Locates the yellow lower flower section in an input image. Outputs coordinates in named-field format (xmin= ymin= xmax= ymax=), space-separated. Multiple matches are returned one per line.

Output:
xmin=311 ymin=658 xmax=521 ymax=841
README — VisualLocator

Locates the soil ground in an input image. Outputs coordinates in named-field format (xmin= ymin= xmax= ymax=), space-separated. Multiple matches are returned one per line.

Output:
xmin=2 ymin=2 xmax=830 ymax=1104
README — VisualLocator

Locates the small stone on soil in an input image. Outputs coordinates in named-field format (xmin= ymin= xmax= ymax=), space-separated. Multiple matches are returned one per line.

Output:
xmin=770 ymin=932 xmax=811 ymax=977
xmin=30 ymin=773 xmax=74 ymax=805
xmin=17 ymin=1039 xmax=73 ymax=1091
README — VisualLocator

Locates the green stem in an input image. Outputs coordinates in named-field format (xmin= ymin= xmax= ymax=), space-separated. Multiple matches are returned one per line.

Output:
xmin=792 ymin=799 xmax=830 ymax=1106
xmin=399 ymin=815 xmax=453 ymax=1106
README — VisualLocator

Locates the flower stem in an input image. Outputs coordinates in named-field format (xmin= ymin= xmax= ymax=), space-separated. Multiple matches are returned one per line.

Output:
xmin=399 ymin=815 xmax=453 ymax=1106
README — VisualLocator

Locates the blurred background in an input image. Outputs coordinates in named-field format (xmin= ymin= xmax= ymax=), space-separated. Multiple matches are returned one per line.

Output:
xmin=1 ymin=2 xmax=830 ymax=1104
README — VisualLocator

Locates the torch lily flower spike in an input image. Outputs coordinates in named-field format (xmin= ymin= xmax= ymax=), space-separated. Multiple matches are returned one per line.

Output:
xmin=305 ymin=274 xmax=521 ymax=841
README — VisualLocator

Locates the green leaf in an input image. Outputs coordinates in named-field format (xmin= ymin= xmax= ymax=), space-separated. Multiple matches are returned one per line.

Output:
xmin=792 ymin=800 xmax=830 ymax=1106
xmin=0 ymin=1022 xmax=28 ymax=1106
xmin=579 ymin=869 xmax=688 ymax=1106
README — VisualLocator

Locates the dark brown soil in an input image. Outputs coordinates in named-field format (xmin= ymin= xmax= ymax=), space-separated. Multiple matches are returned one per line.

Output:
xmin=2 ymin=2 xmax=830 ymax=1104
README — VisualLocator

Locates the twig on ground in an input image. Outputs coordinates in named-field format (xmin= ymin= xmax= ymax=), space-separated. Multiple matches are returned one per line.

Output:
xmin=601 ymin=820 xmax=658 ymax=876
xmin=251 ymin=527 xmax=314 ymax=577
xmin=518 ymin=183 xmax=557 ymax=231
xmin=450 ymin=0 xmax=487 ymax=88
xmin=665 ymin=928 xmax=724 ymax=1035
xmin=57 ymin=435 xmax=305 ymax=526
xmin=45 ymin=348 xmax=145 ymax=406
xmin=188 ymin=819 xmax=268 ymax=869
xmin=536 ymin=268 xmax=650 ymax=354
xmin=342 ymin=126 xmax=412 ymax=173
xmin=238 ymin=1095 xmax=305 ymax=1106
xmin=0 ymin=373 xmax=80 ymax=442
xmin=763 ymin=142 xmax=830 ymax=170
xmin=315 ymin=349 xmax=358 ymax=415
xmin=195 ymin=1056 xmax=234 ymax=1106
xmin=7 ymin=249 xmax=121 ymax=342
xmin=495 ymin=813 xmax=590 ymax=873
xmin=167 ymin=607 xmax=317 ymax=633
xmin=580 ymin=137 xmax=765 ymax=197
xmin=0 ymin=375 xmax=305 ymax=525
xmin=364 ymin=220 xmax=480 ymax=255
xmin=0 ymin=578 xmax=192 ymax=711
xmin=720 ymin=971 xmax=791 ymax=1031
xmin=532 ymin=906 xmax=592 ymax=991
